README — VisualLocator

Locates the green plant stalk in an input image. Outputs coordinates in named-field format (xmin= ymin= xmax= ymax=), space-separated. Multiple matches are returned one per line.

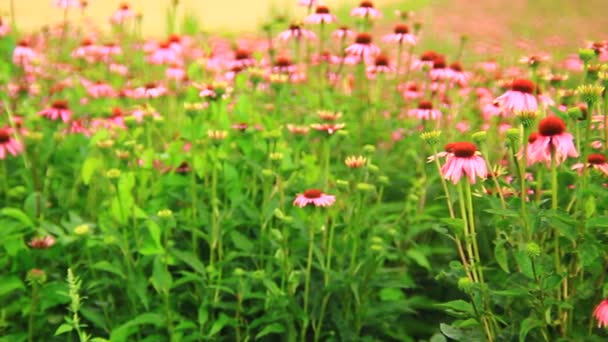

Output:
xmin=483 ymin=146 xmax=506 ymax=209
xmin=580 ymin=101 xmax=595 ymax=224
xmin=190 ymin=152 xmax=198 ymax=255
xmin=464 ymin=178 xmax=484 ymax=284
xmin=519 ymin=125 xmax=531 ymax=238
xmin=457 ymin=182 xmax=478 ymax=283
xmin=28 ymin=283 xmax=39 ymax=342
xmin=210 ymin=153 xmax=223 ymax=304
xmin=301 ymin=210 xmax=318 ymax=342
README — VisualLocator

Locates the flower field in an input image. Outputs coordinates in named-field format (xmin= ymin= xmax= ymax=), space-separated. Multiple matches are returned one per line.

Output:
xmin=1 ymin=0 xmax=608 ymax=341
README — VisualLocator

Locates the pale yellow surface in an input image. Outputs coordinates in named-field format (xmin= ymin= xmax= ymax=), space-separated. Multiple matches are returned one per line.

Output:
xmin=3 ymin=0 xmax=399 ymax=35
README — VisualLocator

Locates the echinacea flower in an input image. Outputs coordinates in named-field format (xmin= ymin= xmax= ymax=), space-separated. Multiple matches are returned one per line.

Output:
xmin=350 ymin=1 xmax=382 ymax=19
xmin=13 ymin=40 xmax=36 ymax=66
xmin=0 ymin=128 xmax=24 ymax=160
xmin=441 ymin=142 xmax=488 ymax=184
xmin=84 ymin=80 xmax=117 ymax=98
xmin=345 ymin=33 xmax=380 ymax=59
xmin=0 ymin=17 xmax=11 ymax=37
xmin=230 ymin=49 xmax=256 ymax=69
xmin=572 ymin=153 xmax=608 ymax=176
xmin=148 ymin=42 xmax=180 ymax=65
xmin=277 ymin=24 xmax=316 ymax=42
xmin=132 ymin=83 xmax=168 ymax=98
xmin=305 ymin=6 xmax=337 ymax=24
xmin=429 ymin=57 xmax=451 ymax=81
xmin=408 ymin=100 xmax=441 ymax=120
xmin=494 ymin=79 xmax=538 ymax=113
xmin=39 ymin=100 xmax=72 ymax=122
xmin=286 ymin=124 xmax=310 ymax=135
xmin=593 ymin=299 xmax=608 ymax=328
xmin=28 ymin=235 xmax=56 ymax=249
xmin=53 ymin=0 xmax=81 ymax=9
xmin=332 ymin=26 xmax=355 ymax=40
xmin=110 ymin=3 xmax=136 ymax=24
xmin=293 ymin=189 xmax=335 ymax=208
xmin=382 ymin=24 xmax=417 ymax=45
xmin=310 ymin=123 xmax=345 ymax=134
xmin=366 ymin=54 xmax=393 ymax=77
xmin=345 ymin=155 xmax=367 ymax=168
xmin=272 ymin=56 xmax=297 ymax=74
xmin=527 ymin=116 xmax=578 ymax=166
xmin=448 ymin=62 xmax=469 ymax=86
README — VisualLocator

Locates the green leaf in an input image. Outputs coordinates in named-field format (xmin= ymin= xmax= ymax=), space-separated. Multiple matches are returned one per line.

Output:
xmin=208 ymin=313 xmax=232 ymax=337
xmin=92 ymin=261 xmax=126 ymax=279
xmin=171 ymin=249 xmax=207 ymax=276
xmin=435 ymin=300 xmax=473 ymax=315
xmin=519 ymin=317 xmax=542 ymax=342
xmin=81 ymin=157 xmax=102 ymax=186
xmin=440 ymin=323 xmax=464 ymax=340
xmin=110 ymin=313 xmax=164 ymax=342
xmin=0 ymin=276 xmax=25 ymax=297
xmin=484 ymin=208 xmax=520 ymax=217
xmin=379 ymin=288 xmax=405 ymax=302
xmin=230 ymin=231 xmax=253 ymax=252
xmin=586 ymin=216 xmax=608 ymax=229
xmin=151 ymin=256 xmax=172 ymax=293
xmin=513 ymin=250 xmax=534 ymax=279
xmin=406 ymin=249 xmax=431 ymax=270
xmin=0 ymin=208 xmax=34 ymax=228
xmin=440 ymin=218 xmax=465 ymax=236
xmin=54 ymin=323 xmax=74 ymax=336
xmin=494 ymin=240 xmax=509 ymax=273
xmin=255 ymin=323 xmax=285 ymax=340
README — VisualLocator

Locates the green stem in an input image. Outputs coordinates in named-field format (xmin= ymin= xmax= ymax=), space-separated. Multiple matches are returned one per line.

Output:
xmin=301 ymin=210 xmax=318 ymax=342
xmin=457 ymin=182 xmax=477 ymax=283
xmin=28 ymin=284 xmax=39 ymax=342
xmin=520 ymin=125 xmax=531 ymax=238
xmin=464 ymin=178 xmax=484 ymax=284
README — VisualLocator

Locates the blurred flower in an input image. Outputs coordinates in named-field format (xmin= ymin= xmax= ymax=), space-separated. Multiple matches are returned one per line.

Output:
xmin=305 ymin=6 xmax=337 ymax=24
xmin=594 ymin=299 xmax=608 ymax=328
xmin=494 ymin=79 xmax=538 ymax=113
xmin=0 ymin=128 xmax=24 ymax=160
xmin=345 ymin=33 xmax=380 ymax=59
xmin=39 ymin=100 xmax=72 ymax=122
xmin=293 ymin=189 xmax=336 ymax=208
xmin=409 ymin=100 xmax=441 ymax=120
xmin=0 ymin=17 xmax=11 ymax=37
xmin=277 ymin=24 xmax=316 ymax=42
xmin=351 ymin=1 xmax=382 ymax=19
xmin=572 ymin=154 xmax=608 ymax=176
xmin=29 ymin=236 xmax=56 ymax=249
xmin=383 ymin=24 xmax=417 ymax=45
xmin=110 ymin=3 xmax=136 ymax=24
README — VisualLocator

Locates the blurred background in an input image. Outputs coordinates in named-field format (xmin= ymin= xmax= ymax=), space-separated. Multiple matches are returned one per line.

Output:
xmin=2 ymin=0 xmax=607 ymax=53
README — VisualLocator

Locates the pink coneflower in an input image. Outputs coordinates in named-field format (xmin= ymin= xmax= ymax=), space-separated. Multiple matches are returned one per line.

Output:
xmin=277 ymin=24 xmax=316 ymax=42
xmin=311 ymin=123 xmax=345 ymax=134
xmin=53 ymin=0 xmax=81 ymax=9
xmin=350 ymin=1 xmax=382 ymax=19
xmin=0 ymin=17 xmax=11 ymax=37
xmin=166 ymin=64 xmax=186 ymax=81
xmin=28 ymin=235 xmax=56 ymax=249
xmin=572 ymin=154 xmax=608 ymax=176
xmin=39 ymin=100 xmax=72 ymax=122
xmin=67 ymin=119 xmax=91 ymax=136
xmin=167 ymin=34 xmax=186 ymax=53
xmin=429 ymin=57 xmax=451 ymax=81
xmin=519 ymin=54 xmax=549 ymax=67
xmin=412 ymin=50 xmax=439 ymax=70
xmin=93 ymin=107 xmax=126 ymax=130
xmin=332 ymin=26 xmax=355 ymax=40
xmin=98 ymin=42 xmax=122 ymax=61
xmin=448 ymin=62 xmax=469 ymax=86
xmin=345 ymin=33 xmax=380 ymax=59
xmin=382 ymin=24 xmax=417 ymax=45
xmin=148 ymin=41 xmax=180 ymax=65
xmin=345 ymin=155 xmax=367 ymax=168
xmin=494 ymin=79 xmax=538 ymax=113
xmin=85 ymin=80 xmax=117 ymax=98
xmin=13 ymin=40 xmax=36 ymax=66
xmin=110 ymin=3 xmax=136 ymax=24
xmin=401 ymin=83 xmax=421 ymax=99
xmin=367 ymin=54 xmax=393 ymax=77
xmin=527 ymin=116 xmax=578 ymax=166
xmin=293 ymin=189 xmax=336 ymax=208
xmin=441 ymin=142 xmax=488 ymax=184
xmin=72 ymin=38 xmax=98 ymax=61
xmin=286 ymin=124 xmax=310 ymax=135
xmin=0 ymin=128 xmax=24 ymax=160
xmin=272 ymin=56 xmax=297 ymax=74
xmin=593 ymin=299 xmax=608 ymax=328
xmin=408 ymin=100 xmax=442 ymax=120
xmin=132 ymin=83 xmax=168 ymax=98
xmin=230 ymin=49 xmax=256 ymax=69
xmin=305 ymin=6 xmax=336 ymax=24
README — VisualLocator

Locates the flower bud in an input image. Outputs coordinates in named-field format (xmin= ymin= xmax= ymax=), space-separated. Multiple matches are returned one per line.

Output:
xmin=526 ymin=242 xmax=541 ymax=258
xmin=356 ymin=182 xmax=376 ymax=193
xmin=420 ymin=130 xmax=441 ymax=146
xmin=472 ymin=131 xmax=487 ymax=144
xmin=578 ymin=48 xmax=596 ymax=63
xmin=74 ymin=224 xmax=91 ymax=235
xmin=157 ymin=209 xmax=173 ymax=218
xmin=106 ymin=168 xmax=121 ymax=179
xmin=27 ymin=269 xmax=47 ymax=285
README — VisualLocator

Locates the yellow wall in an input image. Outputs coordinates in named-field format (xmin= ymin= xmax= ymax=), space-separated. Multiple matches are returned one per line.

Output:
xmin=2 ymin=0 xmax=399 ymax=35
